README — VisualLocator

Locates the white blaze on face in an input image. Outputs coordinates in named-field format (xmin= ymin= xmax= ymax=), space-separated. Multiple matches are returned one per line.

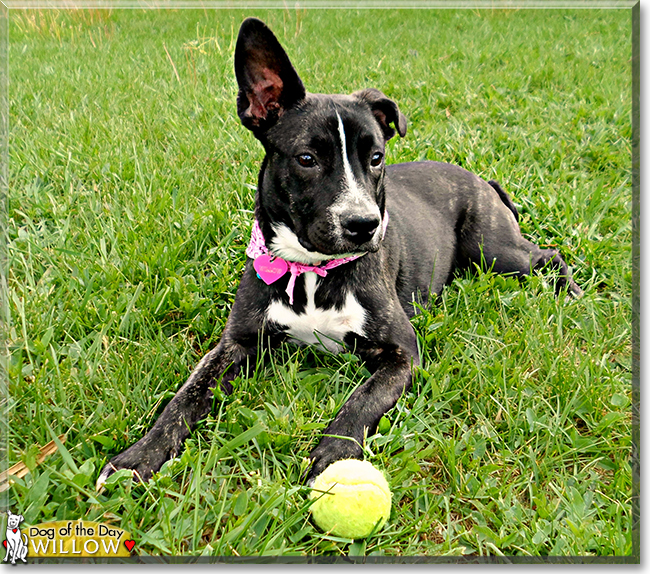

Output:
xmin=329 ymin=112 xmax=382 ymax=241
xmin=336 ymin=112 xmax=365 ymax=204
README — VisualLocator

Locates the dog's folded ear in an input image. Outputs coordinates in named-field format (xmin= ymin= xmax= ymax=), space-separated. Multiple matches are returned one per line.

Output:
xmin=353 ymin=88 xmax=407 ymax=140
xmin=235 ymin=18 xmax=306 ymax=133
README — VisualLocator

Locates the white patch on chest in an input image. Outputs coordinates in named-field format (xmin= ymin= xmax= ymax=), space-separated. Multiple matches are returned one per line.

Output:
xmin=266 ymin=272 xmax=366 ymax=353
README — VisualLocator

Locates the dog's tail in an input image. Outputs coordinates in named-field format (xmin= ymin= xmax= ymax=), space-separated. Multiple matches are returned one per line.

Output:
xmin=488 ymin=180 xmax=519 ymax=223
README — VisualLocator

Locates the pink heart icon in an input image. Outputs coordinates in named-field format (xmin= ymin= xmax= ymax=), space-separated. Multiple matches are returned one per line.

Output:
xmin=254 ymin=255 xmax=288 ymax=285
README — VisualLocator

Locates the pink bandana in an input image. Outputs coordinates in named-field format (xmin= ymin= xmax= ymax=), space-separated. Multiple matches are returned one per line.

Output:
xmin=246 ymin=213 xmax=389 ymax=305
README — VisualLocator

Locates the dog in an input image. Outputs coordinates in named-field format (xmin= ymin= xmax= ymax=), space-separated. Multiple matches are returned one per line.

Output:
xmin=4 ymin=511 xmax=28 ymax=565
xmin=98 ymin=17 xmax=581 ymax=487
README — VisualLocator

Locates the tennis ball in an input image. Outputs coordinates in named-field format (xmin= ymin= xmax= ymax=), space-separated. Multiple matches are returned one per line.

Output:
xmin=310 ymin=459 xmax=391 ymax=539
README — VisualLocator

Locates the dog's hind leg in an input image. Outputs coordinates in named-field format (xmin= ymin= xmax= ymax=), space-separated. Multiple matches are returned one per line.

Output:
xmin=459 ymin=180 xmax=582 ymax=297
xmin=488 ymin=180 xmax=519 ymax=222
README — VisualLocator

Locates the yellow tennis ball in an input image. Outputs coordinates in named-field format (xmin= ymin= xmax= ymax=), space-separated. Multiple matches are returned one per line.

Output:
xmin=310 ymin=459 xmax=391 ymax=539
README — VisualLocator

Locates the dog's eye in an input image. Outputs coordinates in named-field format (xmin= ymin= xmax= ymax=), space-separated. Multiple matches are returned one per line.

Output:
xmin=370 ymin=152 xmax=384 ymax=167
xmin=296 ymin=154 xmax=316 ymax=168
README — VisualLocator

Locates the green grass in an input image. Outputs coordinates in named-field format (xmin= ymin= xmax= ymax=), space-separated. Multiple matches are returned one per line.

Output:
xmin=3 ymin=7 xmax=633 ymax=558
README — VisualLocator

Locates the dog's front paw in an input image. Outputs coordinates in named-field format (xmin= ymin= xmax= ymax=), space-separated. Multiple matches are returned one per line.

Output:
xmin=306 ymin=437 xmax=363 ymax=484
xmin=96 ymin=435 xmax=173 ymax=490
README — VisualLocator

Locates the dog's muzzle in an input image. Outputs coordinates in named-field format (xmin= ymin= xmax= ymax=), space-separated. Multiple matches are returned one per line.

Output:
xmin=340 ymin=213 xmax=381 ymax=245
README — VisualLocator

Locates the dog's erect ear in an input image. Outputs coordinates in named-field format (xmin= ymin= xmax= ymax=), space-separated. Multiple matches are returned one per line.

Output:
xmin=235 ymin=18 xmax=306 ymax=133
xmin=353 ymin=88 xmax=407 ymax=140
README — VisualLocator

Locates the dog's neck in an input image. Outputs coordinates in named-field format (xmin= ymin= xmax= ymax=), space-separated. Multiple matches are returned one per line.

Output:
xmin=251 ymin=211 xmax=389 ymax=265
xmin=248 ymin=220 xmax=370 ymax=264
xmin=245 ymin=220 xmax=364 ymax=305
xmin=246 ymin=212 xmax=389 ymax=306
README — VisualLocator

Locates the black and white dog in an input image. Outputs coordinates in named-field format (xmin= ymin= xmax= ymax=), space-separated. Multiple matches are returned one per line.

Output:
xmin=98 ymin=17 xmax=581 ymax=487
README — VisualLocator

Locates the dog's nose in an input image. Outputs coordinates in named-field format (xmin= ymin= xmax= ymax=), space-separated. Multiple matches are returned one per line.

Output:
xmin=340 ymin=214 xmax=380 ymax=244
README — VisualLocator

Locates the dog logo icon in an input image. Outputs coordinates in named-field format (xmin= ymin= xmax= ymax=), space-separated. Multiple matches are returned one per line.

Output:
xmin=3 ymin=511 xmax=28 ymax=565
